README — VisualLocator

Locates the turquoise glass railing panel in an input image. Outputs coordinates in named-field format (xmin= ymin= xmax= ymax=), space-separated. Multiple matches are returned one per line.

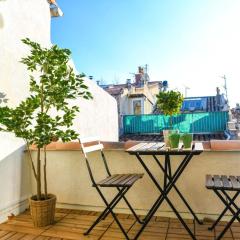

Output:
xmin=123 ymin=111 xmax=228 ymax=134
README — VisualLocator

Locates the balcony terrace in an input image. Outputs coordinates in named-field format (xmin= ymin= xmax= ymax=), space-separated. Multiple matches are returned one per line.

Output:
xmin=0 ymin=140 xmax=240 ymax=240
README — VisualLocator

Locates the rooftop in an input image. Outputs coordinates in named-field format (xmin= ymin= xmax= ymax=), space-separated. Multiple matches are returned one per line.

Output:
xmin=103 ymin=81 xmax=162 ymax=96
xmin=1 ymin=209 xmax=239 ymax=240
xmin=153 ymin=95 xmax=228 ymax=114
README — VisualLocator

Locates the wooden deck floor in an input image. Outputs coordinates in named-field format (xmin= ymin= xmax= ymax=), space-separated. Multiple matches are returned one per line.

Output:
xmin=0 ymin=209 xmax=239 ymax=240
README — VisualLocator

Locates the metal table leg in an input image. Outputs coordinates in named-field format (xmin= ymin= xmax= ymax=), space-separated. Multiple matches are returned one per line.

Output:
xmin=153 ymin=155 xmax=203 ymax=224
xmin=134 ymin=153 xmax=196 ymax=240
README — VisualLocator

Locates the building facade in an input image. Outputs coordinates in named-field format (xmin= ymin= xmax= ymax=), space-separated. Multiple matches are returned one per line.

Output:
xmin=101 ymin=66 xmax=163 ymax=133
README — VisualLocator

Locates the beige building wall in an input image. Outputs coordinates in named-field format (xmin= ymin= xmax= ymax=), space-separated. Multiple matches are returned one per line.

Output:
xmin=29 ymin=148 xmax=240 ymax=221
xmin=144 ymin=100 xmax=153 ymax=114
xmin=119 ymin=82 xmax=159 ymax=116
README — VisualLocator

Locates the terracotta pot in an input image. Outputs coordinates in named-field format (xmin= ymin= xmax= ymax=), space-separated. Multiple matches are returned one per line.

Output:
xmin=29 ymin=194 xmax=56 ymax=227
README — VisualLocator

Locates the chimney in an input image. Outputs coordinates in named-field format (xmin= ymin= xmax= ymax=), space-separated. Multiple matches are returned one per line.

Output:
xmin=135 ymin=66 xmax=144 ymax=86
xmin=126 ymin=79 xmax=131 ymax=89
xmin=216 ymin=87 xmax=221 ymax=107
xmin=138 ymin=66 xmax=144 ymax=74
xmin=89 ymin=76 xmax=93 ymax=80
xmin=96 ymin=80 xmax=100 ymax=86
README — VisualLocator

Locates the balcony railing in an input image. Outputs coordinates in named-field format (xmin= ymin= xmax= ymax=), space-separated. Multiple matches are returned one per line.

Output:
xmin=123 ymin=111 xmax=229 ymax=134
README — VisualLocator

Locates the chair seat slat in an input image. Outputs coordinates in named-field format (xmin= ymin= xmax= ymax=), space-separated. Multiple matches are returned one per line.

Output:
xmin=119 ymin=174 xmax=137 ymax=185
xmin=206 ymin=175 xmax=240 ymax=191
xmin=97 ymin=174 xmax=143 ymax=187
xmin=97 ymin=174 xmax=121 ymax=185
xmin=206 ymin=175 xmax=214 ymax=188
xmin=221 ymin=175 xmax=232 ymax=189
xmin=110 ymin=174 xmax=132 ymax=185
xmin=229 ymin=176 xmax=240 ymax=190
xmin=213 ymin=175 xmax=223 ymax=188
xmin=124 ymin=174 xmax=144 ymax=186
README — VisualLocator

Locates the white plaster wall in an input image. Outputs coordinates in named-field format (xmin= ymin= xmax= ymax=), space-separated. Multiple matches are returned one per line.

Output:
xmin=0 ymin=133 xmax=31 ymax=223
xmin=29 ymin=149 xmax=240 ymax=221
xmin=73 ymin=78 xmax=118 ymax=141
xmin=0 ymin=0 xmax=51 ymax=106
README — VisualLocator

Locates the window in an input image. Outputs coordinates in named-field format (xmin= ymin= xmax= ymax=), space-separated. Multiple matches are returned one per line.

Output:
xmin=132 ymin=99 xmax=143 ymax=115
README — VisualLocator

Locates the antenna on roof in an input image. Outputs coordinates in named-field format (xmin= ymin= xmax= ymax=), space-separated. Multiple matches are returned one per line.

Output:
xmin=145 ymin=64 xmax=148 ymax=73
xmin=184 ymin=85 xmax=190 ymax=97
xmin=220 ymin=75 xmax=229 ymax=105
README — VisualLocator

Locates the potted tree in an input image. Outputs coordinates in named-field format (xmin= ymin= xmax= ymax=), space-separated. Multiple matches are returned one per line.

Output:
xmin=0 ymin=38 xmax=92 ymax=227
xmin=156 ymin=90 xmax=184 ymax=147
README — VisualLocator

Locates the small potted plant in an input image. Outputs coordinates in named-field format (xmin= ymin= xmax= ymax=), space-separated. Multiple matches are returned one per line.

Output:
xmin=181 ymin=133 xmax=193 ymax=149
xmin=0 ymin=38 xmax=92 ymax=227
xmin=169 ymin=132 xmax=181 ymax=149
xmin=156 ymin=90 xmax=184 ymax=147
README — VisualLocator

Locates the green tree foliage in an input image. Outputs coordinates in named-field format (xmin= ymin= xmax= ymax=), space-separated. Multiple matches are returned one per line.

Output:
xmin=156 ymin=90 xmax=184 ymax=128
xmin=0 ymin=38 xmax=92 ymax=200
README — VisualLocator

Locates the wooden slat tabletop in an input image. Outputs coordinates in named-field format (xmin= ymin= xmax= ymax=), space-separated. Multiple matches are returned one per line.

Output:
xmin=126 ymin=142 xmax=204 ymax=155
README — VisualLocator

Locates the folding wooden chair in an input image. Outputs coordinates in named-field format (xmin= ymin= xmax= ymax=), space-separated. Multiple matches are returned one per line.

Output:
xmin=79 ymin=137 xmax=144 ymax=240
xmin=206 ymin=174 xmax=240 ymax=240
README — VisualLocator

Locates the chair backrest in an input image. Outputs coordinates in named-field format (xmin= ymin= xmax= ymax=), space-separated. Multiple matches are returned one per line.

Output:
xmin=79 ymin=136 xmax=104 ymax=158
xmin=79 ymin=136 xmax=110 ymax=185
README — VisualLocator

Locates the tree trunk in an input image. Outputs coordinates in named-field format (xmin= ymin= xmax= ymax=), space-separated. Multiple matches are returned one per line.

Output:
xmin=43 ymin=145 xmax=48 ymax=200
xmin=36 ymin=147 xmax=41 ymax=200
xmin=26 ymin=141 xmax=37 ymax=181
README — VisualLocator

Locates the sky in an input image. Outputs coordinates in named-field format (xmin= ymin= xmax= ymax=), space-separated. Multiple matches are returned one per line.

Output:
xmin=51 ymin=0 xmax=240 ymax=107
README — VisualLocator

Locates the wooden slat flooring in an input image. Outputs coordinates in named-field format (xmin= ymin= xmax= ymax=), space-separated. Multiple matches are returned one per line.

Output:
xmin=0 ymin=209 xmax=239 ymax=239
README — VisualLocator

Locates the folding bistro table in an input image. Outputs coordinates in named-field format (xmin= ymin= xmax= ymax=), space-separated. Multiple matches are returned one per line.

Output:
xmin=126 ymin=142 xmax=204 ymax=240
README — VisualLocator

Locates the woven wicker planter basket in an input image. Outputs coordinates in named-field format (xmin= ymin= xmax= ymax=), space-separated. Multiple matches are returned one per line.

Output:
xmin=29 ymin=194 xmax=56 ymax=227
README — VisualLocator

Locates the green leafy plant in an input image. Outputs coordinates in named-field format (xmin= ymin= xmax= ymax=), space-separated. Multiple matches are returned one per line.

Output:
xmin=181 ymin=133 xmax=193 ymax=148
xmin=168 ymin=132 xmax=180 ymax=148
xmin=0 ymin=38 xmax=92 ymax=201
xmin=156 ymin=90 xmax=184 ymax=128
